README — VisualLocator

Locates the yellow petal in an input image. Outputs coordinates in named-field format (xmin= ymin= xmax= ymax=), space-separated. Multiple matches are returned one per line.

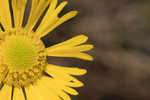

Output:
xmin=63 ymin=86 xmax=79 ymax=95
xmin=47 ymin=35 xmax=88 ymax=49
xmin=47 ymin=64 xmax=87 ymax=75
xmin=46 ymin=65 xmax=84 ymax=87
xmin=43 ymin=11 xmax=78 ymax=36
xmin=70 ymin=52 xmax=94 ymax=61
xmin=0 ymin=85 xmax=11 ymax=100
xmin=13 ymin=87 xmax=25 ymax=100
xmin=12 ymin=0 xmax=27 ymax=27
xmin=47 ymin=50 xmax=93 ymax=61
xmin=40 ymin=77 xmax=63 ymax=97
xmin=49 ymin=0 xmax=58 ymax=12
xmin=26 ymin=77 xmax=62 ymax=100
xmin=46 ymin=44 xmax=93 ymax=56
xmin=0 ymin=0 xmax=12 ymax=29
xmin=37 ymin=0 xmax=58 ymax=32
xmin=55 ymin=1 xmax=68 ymax=14
xmin=36 ymin=5 xmax=59 ymax=37
xmin=40 ymin=78 xmax=62 ymax=100
xmin=25 ymin=0 xmax=52 ymax=31
xmin=73 ymin=44 xmax=94 ymax=52
xmin=36 ymin=1 xmax=71 ymax=38
xmin=41 ymin=77 xmax=72 ymax=100
xmin=26 ymin=85 xmax=43 ymax=100
xmin=59 ymin=91 xmax=71 ymax=100
xmin=43 ymin=75 xmax=78 ymax=96
xmin=46 ymin=35 xmax=93 ymax=60
xmin=38 ymin=83 xmax=61 ymax=100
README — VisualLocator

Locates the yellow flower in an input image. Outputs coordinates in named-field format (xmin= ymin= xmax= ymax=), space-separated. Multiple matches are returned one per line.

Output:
xmin=0 ymin=0 xmax=94 ymax=100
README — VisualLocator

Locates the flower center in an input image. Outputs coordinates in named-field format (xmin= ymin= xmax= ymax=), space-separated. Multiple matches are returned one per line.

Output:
xmin=2 ymin=35 xmax=37 ymax=70
xmin=0 ymin=29 xmax=47 ymax=87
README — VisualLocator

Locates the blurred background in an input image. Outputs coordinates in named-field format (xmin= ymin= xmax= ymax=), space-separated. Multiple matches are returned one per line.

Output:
xmin=43 ymin=0 xmax=150 ymax=100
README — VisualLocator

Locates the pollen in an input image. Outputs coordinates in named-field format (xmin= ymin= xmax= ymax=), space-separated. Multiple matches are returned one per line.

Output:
xmin=0 ymin=29 xmax=47 ymax=87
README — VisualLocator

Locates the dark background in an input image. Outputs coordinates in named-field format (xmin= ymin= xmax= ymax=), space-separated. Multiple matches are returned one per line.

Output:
xmin=44 ymin=0 xmax=150 ymax=100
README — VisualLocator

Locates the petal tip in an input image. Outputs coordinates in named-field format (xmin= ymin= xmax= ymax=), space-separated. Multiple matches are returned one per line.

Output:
xmin=71 ymin=11 xmax=78 ymax=16
xmin=81 ymin=69 xmax=87 ymax=75
xmin=62 ymin=1 xmax=68 ymax=5
xmin=79 ymin=34 xmax=88 ymax=40
xmin=88 ymin=45 xmax=94 ymax=51
xmin=87 ymin=56 xmax=94 ymax=61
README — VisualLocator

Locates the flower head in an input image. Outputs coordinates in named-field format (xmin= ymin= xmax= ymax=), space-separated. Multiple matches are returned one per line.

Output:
xmin=0 ymin=0 xmax=94 ymax=100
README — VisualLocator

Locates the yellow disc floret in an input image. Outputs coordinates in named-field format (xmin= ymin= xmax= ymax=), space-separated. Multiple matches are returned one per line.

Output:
xmin=0 ymin=29 xmax=47 ymax=87
xmin=2 ymin=35 xmax=38 ymax=70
